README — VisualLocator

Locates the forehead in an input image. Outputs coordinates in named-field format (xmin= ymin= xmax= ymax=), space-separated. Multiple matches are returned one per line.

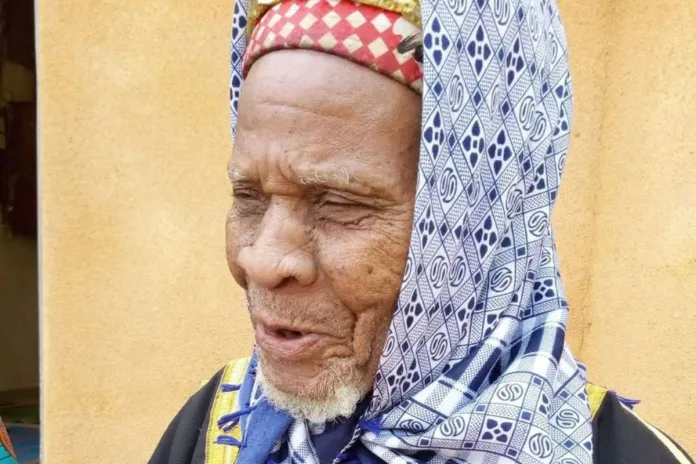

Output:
xmin=232 ymin=50 xmax=421 ymax=194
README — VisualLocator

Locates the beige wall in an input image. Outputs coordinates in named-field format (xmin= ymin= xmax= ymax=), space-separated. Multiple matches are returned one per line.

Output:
xmin=578 ymin=1 xmax=696 ymax=452
xmin=553 ymin=0 xmax=610 ymax=353
xmin=38 ymin=0 xmax=696 ymax=462
xmin=38 ymin=1 xmax=251 ymax=462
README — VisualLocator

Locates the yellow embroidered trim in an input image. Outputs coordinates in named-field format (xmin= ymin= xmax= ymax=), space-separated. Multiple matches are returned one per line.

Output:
xmin=205 ymin=357 xmax=251 ymax=464
xmin=247 ymin=0 xmax=278 ymax=40
xmin=587 ymin=383 xmax=607 ymax=420
xmin=357 ymin=0 xmax=421 ymax=27
xmin=620 ymin=404 xmax=692 ymax=464
xmin=247 ymin=0 xmax=422 ymax=38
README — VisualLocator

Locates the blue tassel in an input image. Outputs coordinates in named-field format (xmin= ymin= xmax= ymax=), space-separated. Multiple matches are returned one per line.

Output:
xmin=221 ymin=383 xmax=241 ymax=392
xmin=217 ymin=406 xmax=255 ymax=431
xmin=220 ymin=420 xmax=238 ymax=432
xmin=216 ymin=435 xmax=243 ymax=447
xmin=614 ymin=392 xmax=641 ymax=409
xmin=358 ymin=417 xmax=382 ymax=434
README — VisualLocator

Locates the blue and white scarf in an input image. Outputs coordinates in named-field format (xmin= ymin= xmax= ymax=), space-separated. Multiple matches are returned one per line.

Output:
xmin=230 ymin=0 xmax=593 ymax=462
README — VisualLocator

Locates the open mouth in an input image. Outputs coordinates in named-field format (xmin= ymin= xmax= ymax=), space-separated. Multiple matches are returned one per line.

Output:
xmin=254 ymin=322 xmax=321 ymax=361
xmin=272 ymin=327 xmax=305 ymax=340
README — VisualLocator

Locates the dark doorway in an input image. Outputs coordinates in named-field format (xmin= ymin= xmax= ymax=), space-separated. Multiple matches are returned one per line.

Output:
xmin=0 ymin=0 xmax=40 ymax=463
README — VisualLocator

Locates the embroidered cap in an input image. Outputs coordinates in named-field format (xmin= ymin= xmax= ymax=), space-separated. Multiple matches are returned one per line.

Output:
xmin=243 ymin=0 xmax=423 ymax=93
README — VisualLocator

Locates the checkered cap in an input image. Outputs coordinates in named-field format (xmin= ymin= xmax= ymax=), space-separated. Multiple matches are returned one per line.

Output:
xmin=243 ymin=0 xmax=423 ymax=92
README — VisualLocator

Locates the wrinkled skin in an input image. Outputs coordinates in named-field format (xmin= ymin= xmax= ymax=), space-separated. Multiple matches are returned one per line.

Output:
xmin=226 ymin=50 xmax=421 ymax=405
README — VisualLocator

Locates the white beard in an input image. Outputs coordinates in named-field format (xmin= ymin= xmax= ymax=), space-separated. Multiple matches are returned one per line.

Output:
xmin=257 ymin=364 xmax=365 ymax=424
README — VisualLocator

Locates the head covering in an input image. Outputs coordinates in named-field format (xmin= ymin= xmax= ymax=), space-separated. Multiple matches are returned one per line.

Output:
xmin=243 ymin=0 xmax=424 ymax=92
xmin=229 ymin=0 xmax=593 ymax=462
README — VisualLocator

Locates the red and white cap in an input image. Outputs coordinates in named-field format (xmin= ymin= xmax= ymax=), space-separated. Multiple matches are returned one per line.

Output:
xmin=243 ymin=0 xmax=423 ymax=93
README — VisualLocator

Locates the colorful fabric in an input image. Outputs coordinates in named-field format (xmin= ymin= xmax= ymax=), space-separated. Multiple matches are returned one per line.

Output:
xmin=243 ymin=0 xmax=423 ymax=92
xmin=230 ymin=0 xmax=593 ymax=462
xmin=151 ymin=366 xmax=695 ymax=463
xmin=6 ymin=426 xmax=39 ymax=464
xmin=205 ymin=358 xmax=250 ymax=463
xmin=0 ymin=417 xmax=18 ymax=464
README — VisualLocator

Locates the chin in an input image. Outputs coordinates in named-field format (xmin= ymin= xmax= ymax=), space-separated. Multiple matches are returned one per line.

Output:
xmin=256 ymin=352 xmax=370 ymax=423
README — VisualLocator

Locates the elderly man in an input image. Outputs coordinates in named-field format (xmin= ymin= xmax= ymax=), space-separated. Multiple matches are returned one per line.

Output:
xmin=151 ymin=0 xmax=693 ymax=462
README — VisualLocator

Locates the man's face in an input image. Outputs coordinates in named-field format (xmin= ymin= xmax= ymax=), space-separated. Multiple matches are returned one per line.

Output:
xmin=226 ymin=50 xmax=421 ymax=421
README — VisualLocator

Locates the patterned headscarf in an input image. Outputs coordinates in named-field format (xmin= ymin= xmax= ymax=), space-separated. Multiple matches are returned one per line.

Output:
xmin=230 ymin=0 xmax=593 ymax=462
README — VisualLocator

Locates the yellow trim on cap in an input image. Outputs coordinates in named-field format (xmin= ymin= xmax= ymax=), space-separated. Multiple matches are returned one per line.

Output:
xmin=247 ymin=0 xmax=422 ymax=38
xmin=205 ymin=357 xmax=251 ymax=464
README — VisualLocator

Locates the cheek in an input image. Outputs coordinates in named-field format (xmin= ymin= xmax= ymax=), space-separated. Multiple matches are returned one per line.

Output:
xmin=319 ymin=214 xmax=413 ymax=311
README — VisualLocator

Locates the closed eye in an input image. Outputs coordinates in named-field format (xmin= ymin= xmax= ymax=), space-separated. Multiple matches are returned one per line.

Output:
xmin=321 ymin=195 xmax=358 ymax=206
xmin=318 ymin=192 xmax=368 ymax=209
xmin=231 ymin=184 xmax=268 ymax=216
xmin=313 ymin=191 xmax=378 ymax=228
xmin=233 ymin=190 xmax=258 ymax=200
xmin=232 ymin=180 xmax=264 ymax=201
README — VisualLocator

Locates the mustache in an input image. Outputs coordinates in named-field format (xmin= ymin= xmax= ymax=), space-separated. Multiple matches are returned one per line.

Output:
xmin=245 ymin=285 xmax=354 ymax=335
xmin=245 ymin=286 xmax=300 ymax=319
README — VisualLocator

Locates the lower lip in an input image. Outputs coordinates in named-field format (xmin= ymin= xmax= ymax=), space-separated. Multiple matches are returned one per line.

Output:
xmin=254 ymin=324 xmax=321 ymax=361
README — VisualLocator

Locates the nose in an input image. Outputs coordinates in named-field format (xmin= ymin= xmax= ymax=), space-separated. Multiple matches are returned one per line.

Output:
xmin=236 ymin=200 xmax=318 ymax=289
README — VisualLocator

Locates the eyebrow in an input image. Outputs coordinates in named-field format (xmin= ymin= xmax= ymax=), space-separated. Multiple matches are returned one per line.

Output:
xmin=297 ymin=167 xmax=351 ymax=187
xmin=228 ymin=163 xmax=392 ymax=199
xmin=229 ymin=160 xmax=354 ymax=186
